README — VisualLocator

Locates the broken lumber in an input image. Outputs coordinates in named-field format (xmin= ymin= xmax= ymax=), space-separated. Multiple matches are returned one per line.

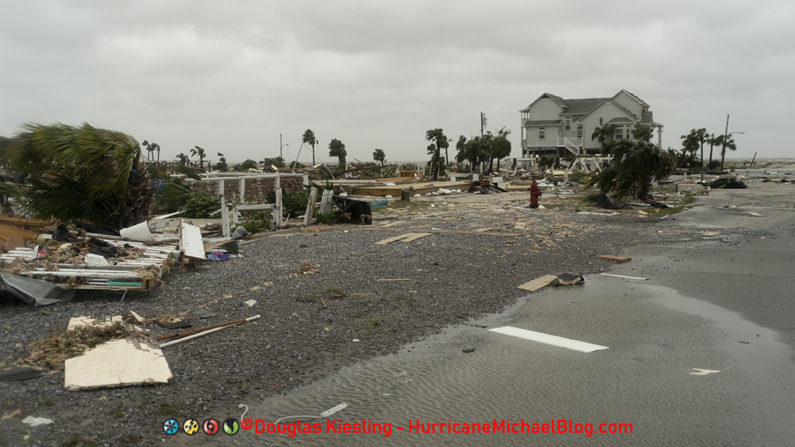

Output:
xmin=600 ymin=273 xmax=647 ymax=281
xmin=595 ymin=255 xmax=631 ymax=263
xmin=518 ymin=274 xmax=558 ymax=292
xmin=375 ymin=232 xmax=431 ymax=245
xmin=158 ymin=315 xmax=260 ymax=347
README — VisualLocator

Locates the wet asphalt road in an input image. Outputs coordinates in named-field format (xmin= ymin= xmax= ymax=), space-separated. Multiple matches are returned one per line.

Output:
xmin=202 ymin=183 xmax=795 ymax=446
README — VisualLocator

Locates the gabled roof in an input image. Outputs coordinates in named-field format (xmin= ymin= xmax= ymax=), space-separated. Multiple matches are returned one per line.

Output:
xmin=519 ymin=92 xmax=567 ymax=112
xmin=613 ymin=89 xmax=648 ymax=107
xmin=560 ymin=98 xmax=607 ymax=116
xmin=606 ymin=117 xmax=634 ymax=124
xmin=578 ymin=98 xmax=639 ymax=122
xmin=521 ymin=90 xmax=652 ymax=123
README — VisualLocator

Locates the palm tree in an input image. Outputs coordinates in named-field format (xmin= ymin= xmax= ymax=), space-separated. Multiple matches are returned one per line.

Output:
xmin=425 ymin=128 xmax=449 ymax=180
xmin=329 ymin=138 xmax=347 ymax=169
xmin=177 ymin=153 xmax=189 ymax=166
xmin=302 ymin=129 xmax=318 ymax=165
xmin=373 ymin=148 xmax=386 ymax=167
xmin=591 ymin=123 xmax=618 ymax=145
xmin=706 ymin=133 xmax=718 ymax=167
xmin=680 ymin=131 xmax=700 ymax=160
xmin=455 ymin=135 xmax=467 ymax=165
xmin=215 ymin=152 xmax=228 ymax=171
xmin=587 ymin=139 xmax=676 ymax=200
xmin=2 ymin=122 xmax=153 ymax=229
xmin=492 ymin=127 xmax=512 ymax=171
xmin=190 ymin=146 xmax=206 ymax=170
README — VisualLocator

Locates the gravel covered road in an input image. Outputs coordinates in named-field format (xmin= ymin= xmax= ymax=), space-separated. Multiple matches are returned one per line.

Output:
xmin=0 ymin=192 xmax=708 ymax=446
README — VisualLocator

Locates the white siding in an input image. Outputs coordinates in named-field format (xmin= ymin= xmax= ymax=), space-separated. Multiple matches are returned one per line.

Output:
xmin=579 ymin=101 xmax=637 ymax=150
xmin=612 ymin=91 xmax=642 ymax=118
xmin=529 ymin=97 xmax=563 ymax=120
xmin=525 ymin=125 xmax=559 ymax=147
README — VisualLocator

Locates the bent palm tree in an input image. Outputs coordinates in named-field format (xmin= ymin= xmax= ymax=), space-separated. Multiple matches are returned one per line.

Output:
xmin=3 ymin=122 xmax=153 ymax=228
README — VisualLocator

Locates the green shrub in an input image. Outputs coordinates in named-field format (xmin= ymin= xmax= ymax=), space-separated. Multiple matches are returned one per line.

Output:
xmin=183 ymin=193 xmax=220 ymax=218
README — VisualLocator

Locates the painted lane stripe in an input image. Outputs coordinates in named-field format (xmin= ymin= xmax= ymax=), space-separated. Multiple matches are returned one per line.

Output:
xmin=488 ymin=326 xmax=609 ymax=353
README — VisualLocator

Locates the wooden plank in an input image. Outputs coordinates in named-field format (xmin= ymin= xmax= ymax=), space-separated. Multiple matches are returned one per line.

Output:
xmin=375 ymin=234 xmax=410 ymax=245
xmin=600 ymin=273 xmax=647 ymax=281
xmin=303 ymin=188 xmax=319 ymax=226
xmin=595 ymin=255 xmax=631 ymax=263
xmin=180 ymin=221 xmax=205 ymax=260
xmin=400 ymin=233 xmax=431 ymax=243
xmin=380 ymin=220 xmax=405 ymax=228
xmin=518 ymin=274 xmax=558 ymax=292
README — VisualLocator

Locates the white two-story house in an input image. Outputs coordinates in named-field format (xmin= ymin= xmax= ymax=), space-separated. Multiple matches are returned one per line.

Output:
xmin=519 ymin=90 xmax=662 ymax=158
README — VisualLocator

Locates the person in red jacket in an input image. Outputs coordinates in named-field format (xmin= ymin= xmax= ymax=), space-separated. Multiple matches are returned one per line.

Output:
xmin=530 ymin=178 xmax=542 ymax=209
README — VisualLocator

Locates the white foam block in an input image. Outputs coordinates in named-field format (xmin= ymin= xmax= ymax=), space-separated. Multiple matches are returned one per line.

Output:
xmin=489 ymin=326 xmax=608 ymax=353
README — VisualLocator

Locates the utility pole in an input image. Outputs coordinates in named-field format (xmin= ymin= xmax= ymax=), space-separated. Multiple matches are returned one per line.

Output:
xmin=279 ymin=133 xmax=289 ymax=161
xmin=721 ymin=114 xmax=729 ymax=170
xmin=480 ymin=112 xmax=487 ymax=173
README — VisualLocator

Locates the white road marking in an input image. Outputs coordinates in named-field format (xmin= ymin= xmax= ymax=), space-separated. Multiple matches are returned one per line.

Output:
xmin=488 ymin=326 xmax=609 ymax=353
xmin=690 ymin=368 xmax=720 ymax=376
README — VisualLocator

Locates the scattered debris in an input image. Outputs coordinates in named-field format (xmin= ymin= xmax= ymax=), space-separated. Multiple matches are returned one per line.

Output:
xmin=553 ymin=273 xmax=584 ymax=286
xmin=244 ymin=299 xmax=257 ymax=307
xmin=709 ymin=178 xmax=747 ymax=189
xmin=0 ymin=273 xmax=75 ymax=306
xmin=20 ymin=321 xmax=133 ymax=370
xmin=158 ymin=315 xmax=261 ymax=348
xmin=517 ymin=274 xmax=558 ymax=292
xmin=377 ymin=278 xmax=413 ymax=282
xmin=462 ymin=348 xmax=476 ymax=354
xmin=595 ymin=193 xmax=628 ymax=209
xmin=375 ymin=233 xmax=431 ymax=245
xmin=22 ymin=416 xmax=54 ymax=427
xmin=600 ymin=273 xmax=648 ymax=281
xmin=746 ymin=211 xmax=762 ymax=217
xmin=690 ymin=368 xmax=720 ymax=376
xmin=206 ymin=251 xmax=230 ymax=261
xmin=84 ymin=253 xmax=110 ymax=266
xmin=231 ymin=226 xmax=249 ymax=240
xmin=0 ymin=367 xmax=44 ymax=382
xmin=596 ymin=255 xmax=631 ymax=263
xmin=67 ymin=315 xmax=123 ymax=331
xmin=179 ymin=221 xmax=206 ymax=261
xmin=64 ymin=338 xmax=172 ymax=390
xmin=701 ymin=231 xmax=720 ymax=237
xmin=119 ymin=221 xmax=155 ymax=242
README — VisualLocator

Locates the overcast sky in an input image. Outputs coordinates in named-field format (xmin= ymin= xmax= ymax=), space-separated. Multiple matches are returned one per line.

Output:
xmin=1 ymin=0 xmax=792 ymax=164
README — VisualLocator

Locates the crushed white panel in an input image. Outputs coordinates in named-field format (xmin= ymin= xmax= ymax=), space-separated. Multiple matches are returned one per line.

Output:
xmin=64 ymin=339 xmax=172 ymax=390
xmin=67 ymin=315 xmax=123 ymax=331
xmin=489 ymin=326 xmax=608 ymax=353
xmin=180 ymin=221 xmax=205 ymax=260
xmin=119 ymin=221 xmax=154 ymax=242
xmin=320 ymin=402 xmax=349 ymax=418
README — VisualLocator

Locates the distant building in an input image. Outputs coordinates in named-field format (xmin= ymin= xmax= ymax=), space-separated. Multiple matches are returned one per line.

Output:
xmin=519 ymin=89 xmax=662 ymax=158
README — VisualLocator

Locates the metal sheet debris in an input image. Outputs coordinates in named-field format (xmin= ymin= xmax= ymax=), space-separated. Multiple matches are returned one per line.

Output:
xmin=0 ymin=273 xmax=75 ymax=306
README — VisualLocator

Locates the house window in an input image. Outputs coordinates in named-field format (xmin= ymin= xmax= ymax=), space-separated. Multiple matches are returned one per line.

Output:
xmin=577 ymin=125 xmax=583 ymax=139
xmin=565 ymin=118 xmax=571 ymax=130
xmin=539 ymin=128 xmax=545 ymax=140
xmin=615 ymin=127 xmax=624 ymax=140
